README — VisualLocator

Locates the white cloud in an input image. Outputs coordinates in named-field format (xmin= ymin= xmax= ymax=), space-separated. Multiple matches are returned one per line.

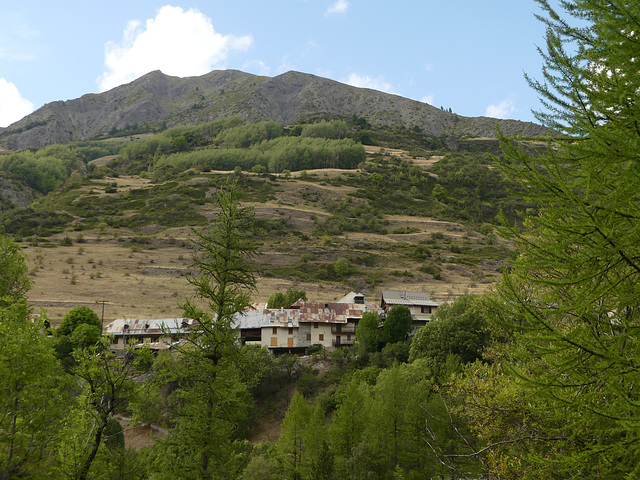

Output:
xmin=344 ymin=73 xmax=396 ymax=95
xmin=485 ymin=100 xmax=517 ymax=119
xmin=98 ymin=5 xmax=252 ymax=91
xmin=0 ymin=78 xmax=34 ymax=127
xmin=326 ymin=0 xmax=349 ymax=16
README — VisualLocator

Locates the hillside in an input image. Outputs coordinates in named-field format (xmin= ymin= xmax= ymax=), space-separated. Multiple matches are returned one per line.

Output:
xmin=0 ymin=69 xmax=549 ymax=149
xmin=4 ymin=133 xmax=519 ymax=323
xmin=0 ymin=81 xmax=547 ymax=323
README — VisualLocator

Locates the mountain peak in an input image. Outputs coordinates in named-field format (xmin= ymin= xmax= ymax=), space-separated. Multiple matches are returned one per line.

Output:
xmin=0 ymin=70 xmax=549 ymax=150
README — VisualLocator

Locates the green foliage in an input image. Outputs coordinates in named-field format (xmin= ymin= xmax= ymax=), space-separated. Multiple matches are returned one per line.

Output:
xmin=252 ymin=164 xmax=267 ymax=174
xmin=326 ymin=361 xmax=477 ymax=479
xmin=276 ymin=391 xmax=312 ymax=479
xmin=219 ymin=120 xmax=282 ymax=148
xmin=241 ymin=454 xmax=280 ymax=480
xmin=429 ymin=151 xmax=531 ymax=225
xmin=0 ymin=235 xmax=31 ymax=306
xmin=432 ymin=183 xmax=447 ymax=202
xmin=57 ymin=305 xmax=101 ymax=337
xmin=107 ymin=122 xmax=157 ymax=137
xmin=356 ymin=311 xmax=381 ymax=354
xmin=61 ymin=340 xmax=142 ymax=480
xmin=0 ymin=306 xmax=70 ymax=478
xmin=409 ymin=295 xmax=488 ymax=366
xmin=0 ymin=150 xmax=67 ymax=193
xmin=267 ymin=288 xmax=307 ymax=309
xmin=182 ymin=180 xmax=257 ymax=349
xmin=1 ymin=207 xmax=74 ymax=237
xmin=0 ymin=143 xmax=85 ymax=194
xmin=115 ymin=135 xmax=173 ymax=173
xmin=150 ymin=179 xmax=258 ymax=479
xmin=450 ymin=2 xmax=640 ymax=477
xmin=266 ymin=292 xmax=285 ymax=309
xmin=60 ymin=235 xmax=73 ymax=246
xmin=153 ymin=136 xmax=365 ymax=174
xmin=103 ymin=418 xmax=125 ymax=450
xmin=333 ymin=257 xmax=350 ymax=277
xmin=300 ymin=119 xmax=348 ymax=139
xmin=383 ymin=305 xmax=413 ymax=344
xmin=418 ymin=262 xmax=442 ymax=280
xmin=55 ymin=305 xmax=102 ymax=370
xmin=312 ymin=197 xmax=388 ymax=236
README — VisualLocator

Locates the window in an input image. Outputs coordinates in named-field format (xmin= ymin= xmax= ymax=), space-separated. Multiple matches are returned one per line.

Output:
xmin=421 ymin=306 xmax=432 ymax=314
xmin=111 ymin=337 xmax=119 ymax=345
xmin=288 ymin=327 xmax=294 ymax=335
xmin=272 ymin=327 xmax=278 ymax=334
xmin=306 ymin=334 xmax=311 ymax=341
xmin=271 ymin=337 xmax=277 ymax=346
xmin=314 ymin=322 xmax=318 ymax=329
xmin=319 ymin=334 xmax=324 ymax=341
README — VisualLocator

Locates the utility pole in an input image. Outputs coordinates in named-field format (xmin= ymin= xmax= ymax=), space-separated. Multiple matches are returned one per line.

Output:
xmin=96 ymin=300 xmax=109 ymax=330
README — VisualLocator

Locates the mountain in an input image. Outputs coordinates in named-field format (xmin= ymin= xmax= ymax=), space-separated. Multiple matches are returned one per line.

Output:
xmin=0 ymin=70 xmax=548 ymax=150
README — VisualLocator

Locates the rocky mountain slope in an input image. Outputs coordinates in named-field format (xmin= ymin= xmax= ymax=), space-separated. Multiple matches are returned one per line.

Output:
xmin=0 ymin=70 xmax=548 ymax=149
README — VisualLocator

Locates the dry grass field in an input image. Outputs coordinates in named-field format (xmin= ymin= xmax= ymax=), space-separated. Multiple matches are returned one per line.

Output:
xmin=22 ymin=147 xmax=505 ymax=325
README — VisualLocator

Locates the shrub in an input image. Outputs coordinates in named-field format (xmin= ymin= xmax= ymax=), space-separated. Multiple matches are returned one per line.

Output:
xmin=60 ymin=236 xmax=73 ymax=246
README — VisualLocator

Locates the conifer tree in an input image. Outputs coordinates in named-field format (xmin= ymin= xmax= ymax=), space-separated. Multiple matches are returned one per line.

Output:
xmin=276 ymin=391 xmax=311 ymax=480
xmin=481 ymin=0 xmax=640 ymax=475
xmin=153 ymin=179 xmax=257 ymax=479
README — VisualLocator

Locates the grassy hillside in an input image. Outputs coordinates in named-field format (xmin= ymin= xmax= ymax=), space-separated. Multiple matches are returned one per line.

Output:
xmin=0 ymin=118 xmax=532 ymax=324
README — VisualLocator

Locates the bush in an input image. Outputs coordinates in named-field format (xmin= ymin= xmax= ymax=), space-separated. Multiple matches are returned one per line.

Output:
xmin=60 ymin=236 xmax=73 ymax=246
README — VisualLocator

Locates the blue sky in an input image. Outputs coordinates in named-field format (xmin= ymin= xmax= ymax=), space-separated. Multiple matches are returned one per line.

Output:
xmin=0 ymin=1 xmax=551 ymax=128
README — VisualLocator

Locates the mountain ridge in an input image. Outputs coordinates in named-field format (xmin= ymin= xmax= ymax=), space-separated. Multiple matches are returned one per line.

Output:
xmin=0 ymin=69 xmax=548 ymax=149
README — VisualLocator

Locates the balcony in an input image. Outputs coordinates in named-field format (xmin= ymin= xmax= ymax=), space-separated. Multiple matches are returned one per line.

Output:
xmin=332 ymin=336 xmax=355 ymax=347
xmin=331 ymin=325 xmax=357 ymax=334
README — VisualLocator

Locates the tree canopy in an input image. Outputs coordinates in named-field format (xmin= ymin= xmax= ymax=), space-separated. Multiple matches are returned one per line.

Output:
xmin=57 ymin=305 xmax=101 ymax=337
xmin=451 ymin=1 xmax=640 ymax=476
xmin=0 ymin=235 xmax=31 ymax=307
xmin=409 ymin=295 xmax=488 ymax=365
xmin=267 ymin=288 xmax=307 ymax=309
xmin=383 ymin=305 xmax=413 ymax=344
xmin=356 ymin=311 xmax=381 ymax=354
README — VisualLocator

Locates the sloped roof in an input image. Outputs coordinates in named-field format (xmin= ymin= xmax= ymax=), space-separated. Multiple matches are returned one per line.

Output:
xmin=235 ymin=302 xmax=377 ymax=329
xmin=103 ymin=318 xmax=197 ymax=336
xmin=381 ymin=290 xmax=440 ymax=307
xmin=336 ymin=292 xmax=367 ymax=303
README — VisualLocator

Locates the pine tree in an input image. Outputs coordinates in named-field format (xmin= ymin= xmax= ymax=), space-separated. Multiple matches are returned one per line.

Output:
xmin=485 ymin=0 xmax=640 ymax=475
xmin=152 ymin=179 xmax=257 ymax=479
xmin=276 ymin=391 xmax=312 ymax=480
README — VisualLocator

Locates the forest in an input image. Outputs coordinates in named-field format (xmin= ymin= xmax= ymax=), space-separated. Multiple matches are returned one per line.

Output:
xmin=2 ymin=1 xmax=640 ymax=478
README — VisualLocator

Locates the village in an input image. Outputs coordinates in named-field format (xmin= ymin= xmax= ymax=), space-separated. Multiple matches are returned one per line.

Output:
xmin=103 ymin=289 xmax=440 ymax=357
